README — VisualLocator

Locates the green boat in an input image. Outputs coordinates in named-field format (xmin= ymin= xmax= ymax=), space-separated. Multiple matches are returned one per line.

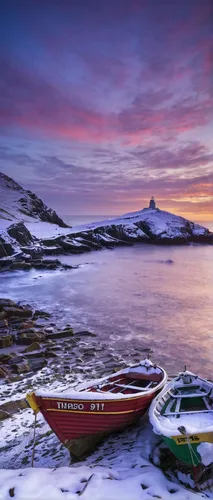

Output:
xmin=149 ymin=371 xmax=213 ymax=466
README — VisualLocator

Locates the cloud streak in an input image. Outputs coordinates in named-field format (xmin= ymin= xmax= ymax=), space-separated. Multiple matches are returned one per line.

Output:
xmin=0 ymin=0 xmax=212 ymax=219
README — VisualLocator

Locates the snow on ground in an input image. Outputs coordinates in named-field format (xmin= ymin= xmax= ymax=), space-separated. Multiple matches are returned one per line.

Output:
xmin=0 ymin=462 xmax=207 ymax=500
xmin=26 ymin=209 xmax=210 ymax=239
xmin=1 ymin=175 xmax=210 ymax=247
xmin=0 ymin=169 xmax=211 ymax=249
xmin=0 ymin=412 xmax=208 ymax=500
xmin=25 ymin=209 xmax=210 ymax=242
xmin=25 ymin=221 xmax=72 ymax=239
xmin=0 ymin=361 xmax=212 ymax=499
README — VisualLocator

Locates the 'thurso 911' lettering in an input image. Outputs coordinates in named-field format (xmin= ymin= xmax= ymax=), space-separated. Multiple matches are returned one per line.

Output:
xmin=57 ymin=402 xmax=105 ymax=411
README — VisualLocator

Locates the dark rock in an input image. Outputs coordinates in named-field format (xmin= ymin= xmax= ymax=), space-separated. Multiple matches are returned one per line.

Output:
xmin=0 ymin=311 xmax=8 ymax=319
xmin=7 ymin=222 xmax=36 ymax=246
xmin=33 ymin=310 xmax=51 ymax=319
xmin=19 ymin=321 xmax=35 ymax=330
xmin=0 ymin=365 xmax=11 ymax=378
xmin=0 ymin=237 xmax=14 ymax=257
xmin=0 ymin=335 xmax=13 ymax=348
xmin=0 ymin=258 xmax=14 ymax=270
xmin=7 ymin=356 xmax=25 ymax=365
xmin=40 ymin=238 xmax=59 ymax=247
xmin=9 ymin=261 xmax=32 ymax=270
xmin=7 ymin=374 xmax=22 ymax=382
xmin=18 ymin=328 xmax=36 ymax=334
xmin=46 ymin=328 xmax=74 ymax=339
xmin=45 ymin=349 xmax=58 ymax=358
xmin=0 ymin=398 xmax=28 ymax=417
xmin=7 ymin=319 xmax=24 ymax=329
xmin=33 ymin=262 xmax=51 ymax=269
xmin=3 ymin=306 xmax=32 ymax=318
xmin=24 ymin=341 xmax=41 ymax=352
xmin=75 ymin=330 xmax=97 ymax=337
xmin=192 ymin=233 xmax=213 ymax=244
xmin=0 ymin=298 xmax=17 ymax=310
xmin=0 ymin=318 xmax=8 ymax=329
xmin=0 ymin=353 xmax=16 ymax=364
xmin=16 ymin=331 xmax=45 ymax=345
xmin=74 ymin=231 xmax=102 ymax=249
xmin=0 ymin=409 xmax=10 ymax=420
xmin=12 ymin=361 xmax=30 ymax=374
xmin=27 ymin=357 xmax=47 ymax=371
xmin=20 ymin=246 xmax=44 ymax=257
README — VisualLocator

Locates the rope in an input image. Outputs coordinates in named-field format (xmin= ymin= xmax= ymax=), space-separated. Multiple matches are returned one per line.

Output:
xmin=187 ymin=438 xmax=200 ymax=466
xmin=178 ymin=425 xmax=201 ymax=488
xmin=31 ymin=411 xmax=37 ymax=467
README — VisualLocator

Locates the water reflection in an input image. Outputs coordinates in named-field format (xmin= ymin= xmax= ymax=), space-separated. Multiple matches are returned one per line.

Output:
xmin=0 ymin=244 xmax=212 ymax=378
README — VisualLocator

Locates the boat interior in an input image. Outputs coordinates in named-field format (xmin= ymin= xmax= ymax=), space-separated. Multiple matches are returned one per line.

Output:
xmin=161 ymin=381 xmax=213 ymax=417
xmin=86 ymin=369 xmax=164 ymax=395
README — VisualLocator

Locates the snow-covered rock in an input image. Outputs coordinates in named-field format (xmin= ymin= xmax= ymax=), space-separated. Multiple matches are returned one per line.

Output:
xmin=34 ymin=208 xmax=212 ymax=255
xmin=0 ymin=172 xmax=68 ymax=227
xmin=0 ymin=172 xmax=212 ymax=265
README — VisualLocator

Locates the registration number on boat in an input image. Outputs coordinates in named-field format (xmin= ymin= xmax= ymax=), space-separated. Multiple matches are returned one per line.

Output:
xmin=173 ymin=435 xmax=200 ymax=445
xmin=56 ymin=402 xmax=105 ymax=411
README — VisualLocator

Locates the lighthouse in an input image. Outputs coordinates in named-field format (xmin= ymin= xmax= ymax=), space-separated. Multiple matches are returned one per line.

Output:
xmin=149 ymin=196 xmax=156 ymax=209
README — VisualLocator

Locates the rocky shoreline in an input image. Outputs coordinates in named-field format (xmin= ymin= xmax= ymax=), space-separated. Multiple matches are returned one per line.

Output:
xmin=0 ymin=256 xmax=73 ymax=273
xmin=0 ymin=299 xmax=211 ymax=492
xmin=1 ymin=212 xmax=212 ymax=273
xmin=0 ymin=297 xmax=132 ymax=426
xmin=1 ymin=172 xmax=212 ymax=270
xmin=0 ymin=297 xmax=97 ymax=381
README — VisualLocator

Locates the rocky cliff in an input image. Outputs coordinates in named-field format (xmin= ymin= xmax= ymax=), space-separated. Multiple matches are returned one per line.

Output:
xmin=0 ymin=173 xmax=212 ymax=269
xmin=0 ymin=172 xmax=68 ymax=228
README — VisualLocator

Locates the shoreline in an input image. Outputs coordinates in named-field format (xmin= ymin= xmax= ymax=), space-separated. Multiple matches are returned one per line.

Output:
xmin=0 ymin=297 xmax=212 ymax=496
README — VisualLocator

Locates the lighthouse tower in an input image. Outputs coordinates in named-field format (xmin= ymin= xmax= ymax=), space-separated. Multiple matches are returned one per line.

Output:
xmin=149 ymin=196 xmax=156 ymax=209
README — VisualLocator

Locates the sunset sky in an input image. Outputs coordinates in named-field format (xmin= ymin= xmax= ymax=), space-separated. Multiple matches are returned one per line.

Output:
xmin=0 ymin=0 xmax=212 ymax=221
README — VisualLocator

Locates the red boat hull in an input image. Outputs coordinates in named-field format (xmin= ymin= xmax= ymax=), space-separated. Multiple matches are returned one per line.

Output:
xmin=27 ymin=361 xmax=167 ymax=457
xmin=34 ymin=391 xmax=154 ymax=455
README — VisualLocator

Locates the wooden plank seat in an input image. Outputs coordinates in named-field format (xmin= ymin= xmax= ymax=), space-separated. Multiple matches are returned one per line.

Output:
xmin=170 ymin=391 xmax=209 ymax=398
xmin=114 ymin=382 xmax=153 ymax=391
xmin=97 ymin=379 xmax=154 ymax=393
xmin=127 ymin=371 xmax=162 ymax=382
xmin=165 ymin=409 xmax=213 ymax=417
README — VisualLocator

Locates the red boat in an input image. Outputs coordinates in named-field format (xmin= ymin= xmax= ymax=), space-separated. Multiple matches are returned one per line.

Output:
xmin=27 ymin=359 xmax=167 ymax=457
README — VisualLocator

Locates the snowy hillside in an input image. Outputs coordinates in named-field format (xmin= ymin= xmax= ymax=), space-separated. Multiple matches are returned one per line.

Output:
xmin=0 ymin=172 xmax=212 ymax=267
xmin=0 ymin=172 xmax=68 ymax=227
xmin=24 ymin=206 xmax=212 ymax=254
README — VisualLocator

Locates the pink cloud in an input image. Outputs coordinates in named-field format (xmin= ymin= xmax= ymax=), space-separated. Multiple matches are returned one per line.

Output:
xmin=0 ymin=55 xmax=212 ymax=147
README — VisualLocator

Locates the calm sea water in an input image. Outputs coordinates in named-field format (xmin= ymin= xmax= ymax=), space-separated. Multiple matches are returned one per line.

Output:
xmin=0 ymin=218 xmax=212 ymax=378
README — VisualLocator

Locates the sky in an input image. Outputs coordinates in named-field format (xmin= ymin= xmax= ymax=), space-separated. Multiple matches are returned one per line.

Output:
xmin=0 ymin=0 xmax=212 ymax=221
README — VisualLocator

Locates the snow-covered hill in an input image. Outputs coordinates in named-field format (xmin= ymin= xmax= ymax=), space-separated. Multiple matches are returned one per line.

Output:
xmin=0 ymin=172 xmax=68 ymax=227
xmin=0 ymin=172 xmax=212 ymax=266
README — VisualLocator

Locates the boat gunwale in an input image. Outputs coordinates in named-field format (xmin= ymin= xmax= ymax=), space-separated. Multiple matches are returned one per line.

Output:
xmin=149 ymin=372 xmax=213 ymax=437
xmin=33 ymin=363 xmax=167 ymax=402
